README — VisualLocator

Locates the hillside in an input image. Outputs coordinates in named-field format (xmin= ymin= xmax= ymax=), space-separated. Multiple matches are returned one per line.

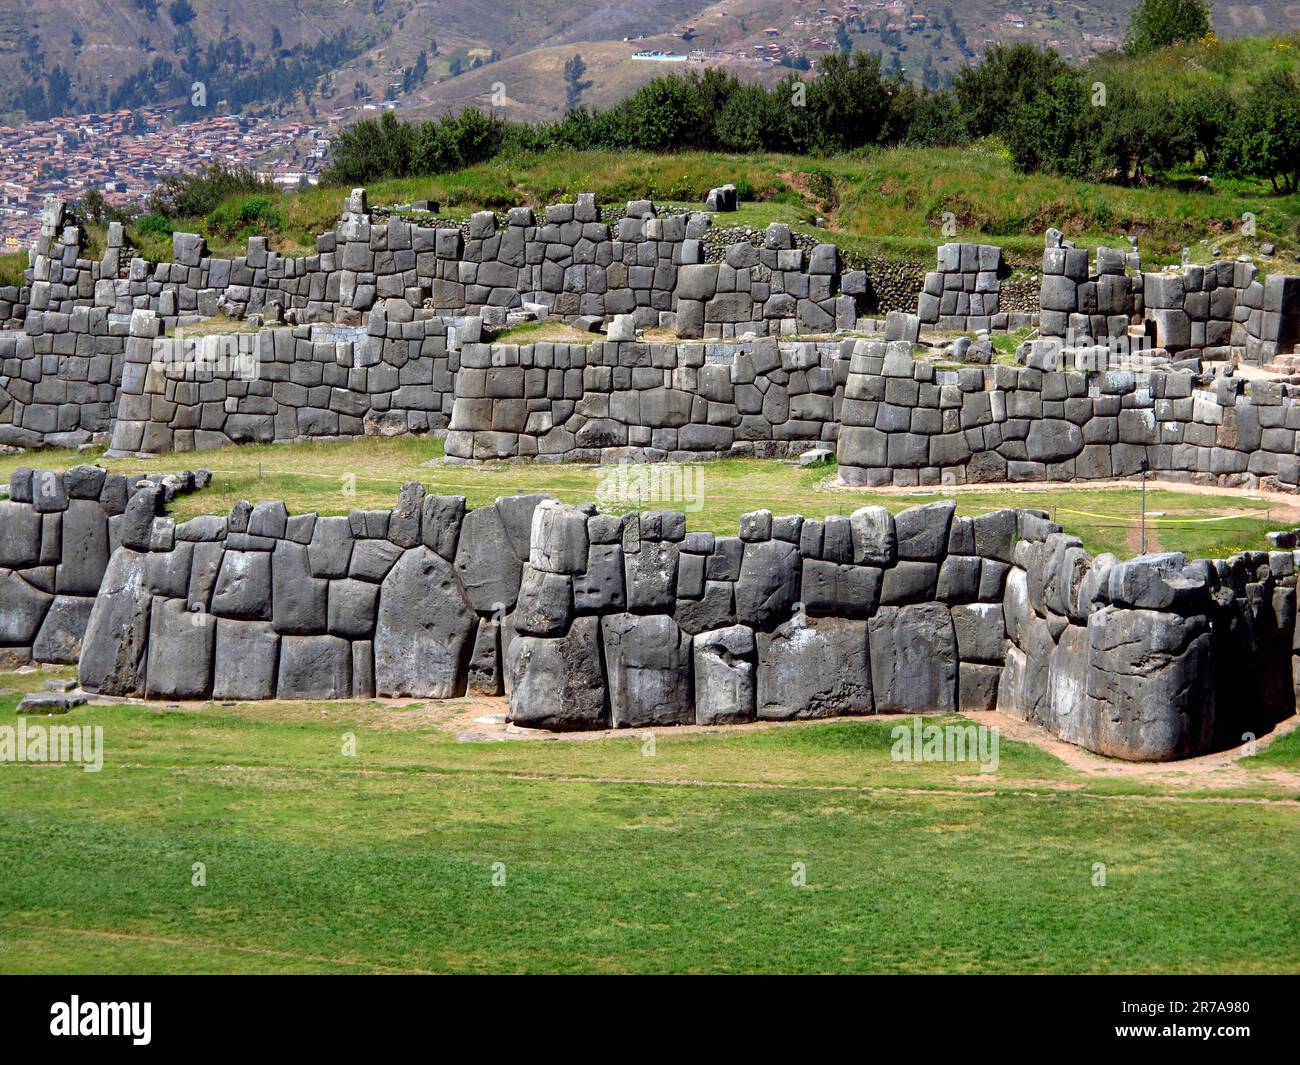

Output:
xmin=5 ymin=0 xmax=1300 ymax=123
xmin=52 ymin=144 xmax=1296 ymax=281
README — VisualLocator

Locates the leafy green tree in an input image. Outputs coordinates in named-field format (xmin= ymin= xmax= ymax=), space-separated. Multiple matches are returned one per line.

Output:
xmin=1004 ymin=71 xmax=1095 ymax=178
xmin=1222 ymin=70 xmax=1300 ymax=192
xmin=168 ymin=0 xmax=196 ymax=26
xmin=1178 ymin=91 xmax=1237 ymax=172
xmin=1094 ymin=89 xmax=1192 ymax=184
xmin=954 ymin=43 xmax=1071 ymax=138
xmin=147 ymin=165 xmax=271 ymax=218
xmin=1124 ymin=0 xmax=1211 ymax=55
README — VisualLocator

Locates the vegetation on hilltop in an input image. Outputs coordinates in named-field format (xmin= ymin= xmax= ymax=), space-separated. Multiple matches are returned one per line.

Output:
xmin=312 ymin=30 xmax=1300 ymax=198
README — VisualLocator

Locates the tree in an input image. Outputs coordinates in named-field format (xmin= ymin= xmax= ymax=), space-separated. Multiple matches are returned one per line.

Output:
xmin=1178 ymin=91 xmax=1237 ymax=172
xmin=1004 ymin=72 xmax=1096 ymax=178
xmin=954 ymin=43 xmax=1071 ymax=138
xmin=168 ymin=0 xmax=196 ymax=26
xmin=1094 ymin=89 xmax=1192 ymax=184
xmin=1124 ymin=0 xmax=1211 ymax=55
xmin=1223 ymin=70 xmax=1300 ymax=192
xmin=564 ymin=54 xmax=592 ymax=111
xmin=834 ymin=22 xmax=852 ymax=56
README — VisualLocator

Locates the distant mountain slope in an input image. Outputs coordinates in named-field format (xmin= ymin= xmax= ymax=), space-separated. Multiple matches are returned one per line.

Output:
xmin=2 ymin=0 xmax=1297 ymax=123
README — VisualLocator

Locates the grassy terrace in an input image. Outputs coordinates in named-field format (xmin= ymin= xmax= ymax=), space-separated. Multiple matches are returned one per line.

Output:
xmin=6 ymin=135 xmax=1295 ymax=284
xmin=0 ymin=437 xmax=1285 ymax=561
xmin=0 ymin=668 xmax=1296 ymax=974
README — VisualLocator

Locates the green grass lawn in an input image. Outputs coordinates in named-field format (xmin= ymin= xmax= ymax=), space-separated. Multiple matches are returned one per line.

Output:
xmin=0 ymin=677 xmax=1296 ymax=974
xmin=0 ymin=437 xmax=1283 ymax=561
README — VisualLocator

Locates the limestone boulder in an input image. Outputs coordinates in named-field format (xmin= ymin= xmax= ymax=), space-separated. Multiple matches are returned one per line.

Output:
xmin=78 ymin=548 xmax=152 ymax=695
xmin=757 ymin=614 xmax=872 ymax=719
xmin=600 ymin=613 xmax=693 ymax=728
xmin=507 ymin=615 xmax=608 ymax=730
xmin=693 ymin=624 xmax=756 ymax=724
xmin=868 ymin=603 xmax=957 ymax=714
xmin=375 ymin=546 xmax=476 ymax=698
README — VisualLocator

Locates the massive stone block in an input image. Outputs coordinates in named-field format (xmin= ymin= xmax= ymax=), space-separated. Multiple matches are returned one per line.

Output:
xmin=31 ymin=594 xmax=95 ymax=664
xmin=211 ymin=550 xmax=272 ymax=620
xmin=756 ymin=614 xmax=872 ymax=719
xmin=600 ymin=612 xmax=693 ymax=728
xmin=277 ymin=634 xmax=352 ymax=700
xmin=374 ymin=546 xmax=476 ymax=698
xmin=272 ymin=541 xmax=329 ymax=634
xmin=693 ymin=624 xmax=756 ymax=724
xmin=454 ymin=504 xmax=523 ymax=613
xmin=868 ymin=603 xmax=957 ymax=714
xmin=0 ymin=568 xmax=54 ymax=646
xmin=734 ymin=539 xmax=800 ymax=628
xmin=0 ymin=501 xmax=42 ymax=568
xmin=1085 ymin=606 xmax=1215 ymax=760
xmin=146 ymin=597 xmax=215 ymax=699
xmin=55 ymin=499 xmax=108 ymax=595
xmin=78 ymin=548 xmax=152 ymax=695
xmin=507 ymin=615 xmax=608 ymax=729
xmin=213 ymin=620 xmax=280 ymax=700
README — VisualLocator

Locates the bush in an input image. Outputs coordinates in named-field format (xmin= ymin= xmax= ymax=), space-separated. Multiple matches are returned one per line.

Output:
xmin=1222 ymin=70 xmax=1300 ymax=193
xmin=137 ymin=212 xmax=174 ymax=237
xmin=954 ymin=44 xmax=1072 ymax=139
xmin=1124 ymin=0 xmax=1212 ymax=56
xmin=148 ymin=165 xmax=272 ymax=219
xmin=206 ymin=196 xmax=285 ymax=240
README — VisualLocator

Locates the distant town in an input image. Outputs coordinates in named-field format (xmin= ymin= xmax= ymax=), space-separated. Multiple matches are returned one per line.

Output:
xmin=0 ymin=108 xmax=334 ymax=248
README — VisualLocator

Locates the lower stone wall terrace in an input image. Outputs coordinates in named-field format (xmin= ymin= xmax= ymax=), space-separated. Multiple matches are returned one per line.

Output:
xmin=0 ymin=466 xmax=207 ymax=667
xmin=54 ymin=480 xmax=1300 ymax=761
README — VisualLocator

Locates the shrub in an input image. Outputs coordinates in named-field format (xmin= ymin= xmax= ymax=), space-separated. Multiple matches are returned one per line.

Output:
xmin=137 ymin=212 xmax=174 ymax=237
xmin=1124 ymin=0 xmax=1212 ymax=56
xmin=148 ymin=165 xmax=272 ymax=219
xmin=206 ymin=196 xmax=285 ymax=240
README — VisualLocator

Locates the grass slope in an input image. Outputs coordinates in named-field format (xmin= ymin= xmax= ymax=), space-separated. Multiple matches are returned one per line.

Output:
xmin=0 ymin=683 xmax=1296 ymax=974
xmin=79 ymin=141 xmax=1298 ymax=272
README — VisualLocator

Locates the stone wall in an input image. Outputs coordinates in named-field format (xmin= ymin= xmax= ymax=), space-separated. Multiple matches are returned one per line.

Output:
xmin=445 ymin=334 xmax=846 ymax=463
xmin=1001 ymin=518 xmax=1295 ymax=759
xmin=916 ymin=242 xmax=1013 ymax=332
xmin=67 ymin=191 xmax=859 ymax=340
xmin=835 ymin=339 xmax=1300 ymax=491
xmin=105 ymin=304 xmax=469 ymax=454
xmin=0 ymin=307 xmax=128 ymax=448
xmin=0 ymin=465 xmax=205 ymax=667
xmin=673 ymin=226 xmax=856 ymax=339
xmin=75 ymin=484 xmax=549 ymax=701
xmin=64 ymin=481 xmax=1296 ymax=761
xmin=1035 ymin=231 xmax=1296 ymax=365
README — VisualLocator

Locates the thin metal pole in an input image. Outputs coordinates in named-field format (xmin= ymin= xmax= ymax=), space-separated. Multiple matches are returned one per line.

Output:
xmin=1140 ymin=464 xmax=1147 ymax=554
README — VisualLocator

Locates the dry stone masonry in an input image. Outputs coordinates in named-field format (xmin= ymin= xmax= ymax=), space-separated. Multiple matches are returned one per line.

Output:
xmin=836 ymin=339 xmax=1300 ymax=491
xmin=45 ymin=477 xmax=1297 ymax=762
xmin=0 ymin=465 xmax=206 ymax=667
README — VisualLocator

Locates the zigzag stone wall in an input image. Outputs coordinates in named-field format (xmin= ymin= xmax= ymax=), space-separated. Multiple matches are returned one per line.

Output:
xmin=835 ymin=339 xmax=1300 ymax=491
xmin=13 ymin=191 xmax=859 ymax=339
xmin=62 ymin=480 xmax=1299 ymax=761
xmin=0 ymin=466 xmax=206 ymax=667
xmin=0 ymin=307 xmax=129 ymax=448
xmin=1034 ymin=231 xmax=1295 ymax=364
xmin=76 ymin=484 xmax=548 ymax=701
xmin=445 ymin=334 xmax=845 ymax=463
xmin=105 ymin=304 xmax=471 ymax=454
